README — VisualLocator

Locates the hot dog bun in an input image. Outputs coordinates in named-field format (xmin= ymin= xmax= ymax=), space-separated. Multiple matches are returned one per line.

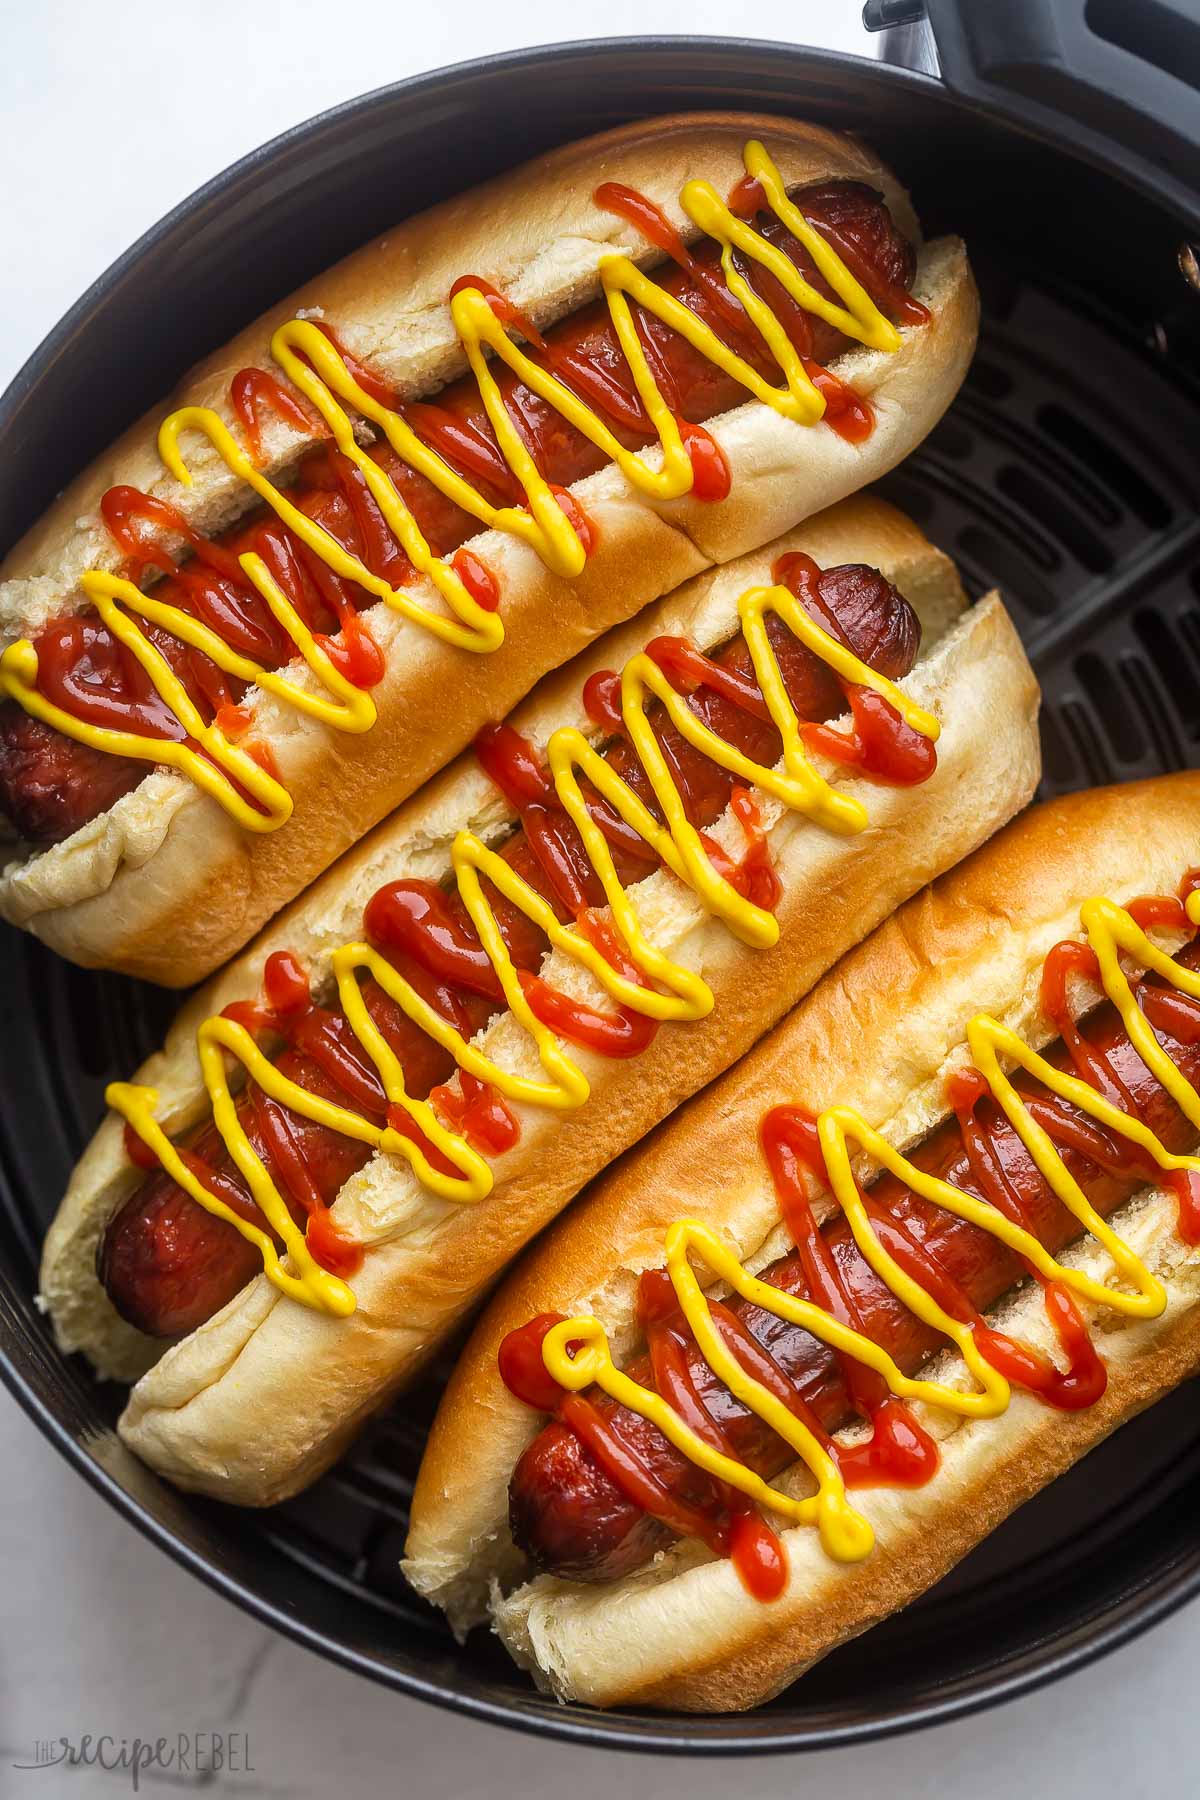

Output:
xmin=0 ymin=114 xmax=977 ymax=985
xmin=403 ymin=774 xmax=1200 ymax=1709
xmin=39 ymin=496 xmax=1038 ymax=1503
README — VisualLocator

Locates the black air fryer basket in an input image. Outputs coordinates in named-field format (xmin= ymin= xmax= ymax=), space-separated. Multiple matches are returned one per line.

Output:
xmin=2 ymin=0 xmax=1200 ymax=1753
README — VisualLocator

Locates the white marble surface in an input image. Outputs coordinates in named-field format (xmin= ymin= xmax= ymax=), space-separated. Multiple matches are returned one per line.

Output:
xmin=1 ymin=2 xmax=1197 ymax=1793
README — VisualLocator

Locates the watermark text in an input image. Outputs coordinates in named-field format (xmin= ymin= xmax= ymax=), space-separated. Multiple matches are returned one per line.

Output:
xmin=13 ymin=1733 xmax=255 ymax=1790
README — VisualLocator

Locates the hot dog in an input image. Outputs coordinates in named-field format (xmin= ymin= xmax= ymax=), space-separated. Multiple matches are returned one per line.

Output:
xmin=38 ymin=497 xmax=1038 ymax=1503
xmin=98 ymin=560 xmax=918 ymax=1341
xmin=0 ymin=183 xmax=911 ymax=851
xmin=503 ymin=945 xmax=1200 ymax=1584
xmin=0 ymin=117 xmax=977 ymax=986
xmin=403 ymin=774 xmax=1200 ymax=1710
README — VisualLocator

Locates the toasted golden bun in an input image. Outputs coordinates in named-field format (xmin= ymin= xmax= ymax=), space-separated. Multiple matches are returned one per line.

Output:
xmin=403 ymin=774 xmax=1200 ymax=1710
xmin=38 ymin=497 xmax=1039 ymax=1505
xmin=0 ymin=114 xmax=977 ymax=985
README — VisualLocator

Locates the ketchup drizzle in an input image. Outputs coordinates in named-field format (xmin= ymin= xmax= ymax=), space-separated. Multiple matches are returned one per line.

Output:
xmin=230 ymin=368 xmax=318 ymax=465
xmin=762 ymin=1108 xmax=940 ymax=1485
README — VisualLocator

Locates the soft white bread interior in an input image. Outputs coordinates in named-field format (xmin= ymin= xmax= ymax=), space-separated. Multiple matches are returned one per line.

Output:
xmin=401 ymin=773 xmax=1200 ymax=1710
xmin=38 ymin=496 xmax=1039 ymax=1505
xmin=0 ymin=114 xmax=978 ymax=985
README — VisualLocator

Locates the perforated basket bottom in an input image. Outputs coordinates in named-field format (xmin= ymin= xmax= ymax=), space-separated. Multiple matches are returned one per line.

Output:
xmin=1 ymin=253 xmax=1198 ymax=1736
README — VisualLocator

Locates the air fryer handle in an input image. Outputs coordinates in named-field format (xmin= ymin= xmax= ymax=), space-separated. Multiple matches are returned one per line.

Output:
xmin=865 ymin=0 xmax=1200 ymax=207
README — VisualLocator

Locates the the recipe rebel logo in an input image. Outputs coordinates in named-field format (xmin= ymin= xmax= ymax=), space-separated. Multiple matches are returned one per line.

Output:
xmin=12 ymin=1733 xmax=255 ymax=1789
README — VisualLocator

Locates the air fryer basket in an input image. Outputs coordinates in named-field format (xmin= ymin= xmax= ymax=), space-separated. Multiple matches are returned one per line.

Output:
xmin=2 ymin=35 xmax=1199 ymax=1754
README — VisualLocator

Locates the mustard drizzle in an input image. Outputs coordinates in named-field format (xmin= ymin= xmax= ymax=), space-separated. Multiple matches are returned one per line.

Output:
xmin=109 ymin=581 xmax=937 ymax=1316
xmin=1 ymin=142 xmax=902 ymax=833
xmin=544 ymin=889 xmax=1200 ymax=1566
